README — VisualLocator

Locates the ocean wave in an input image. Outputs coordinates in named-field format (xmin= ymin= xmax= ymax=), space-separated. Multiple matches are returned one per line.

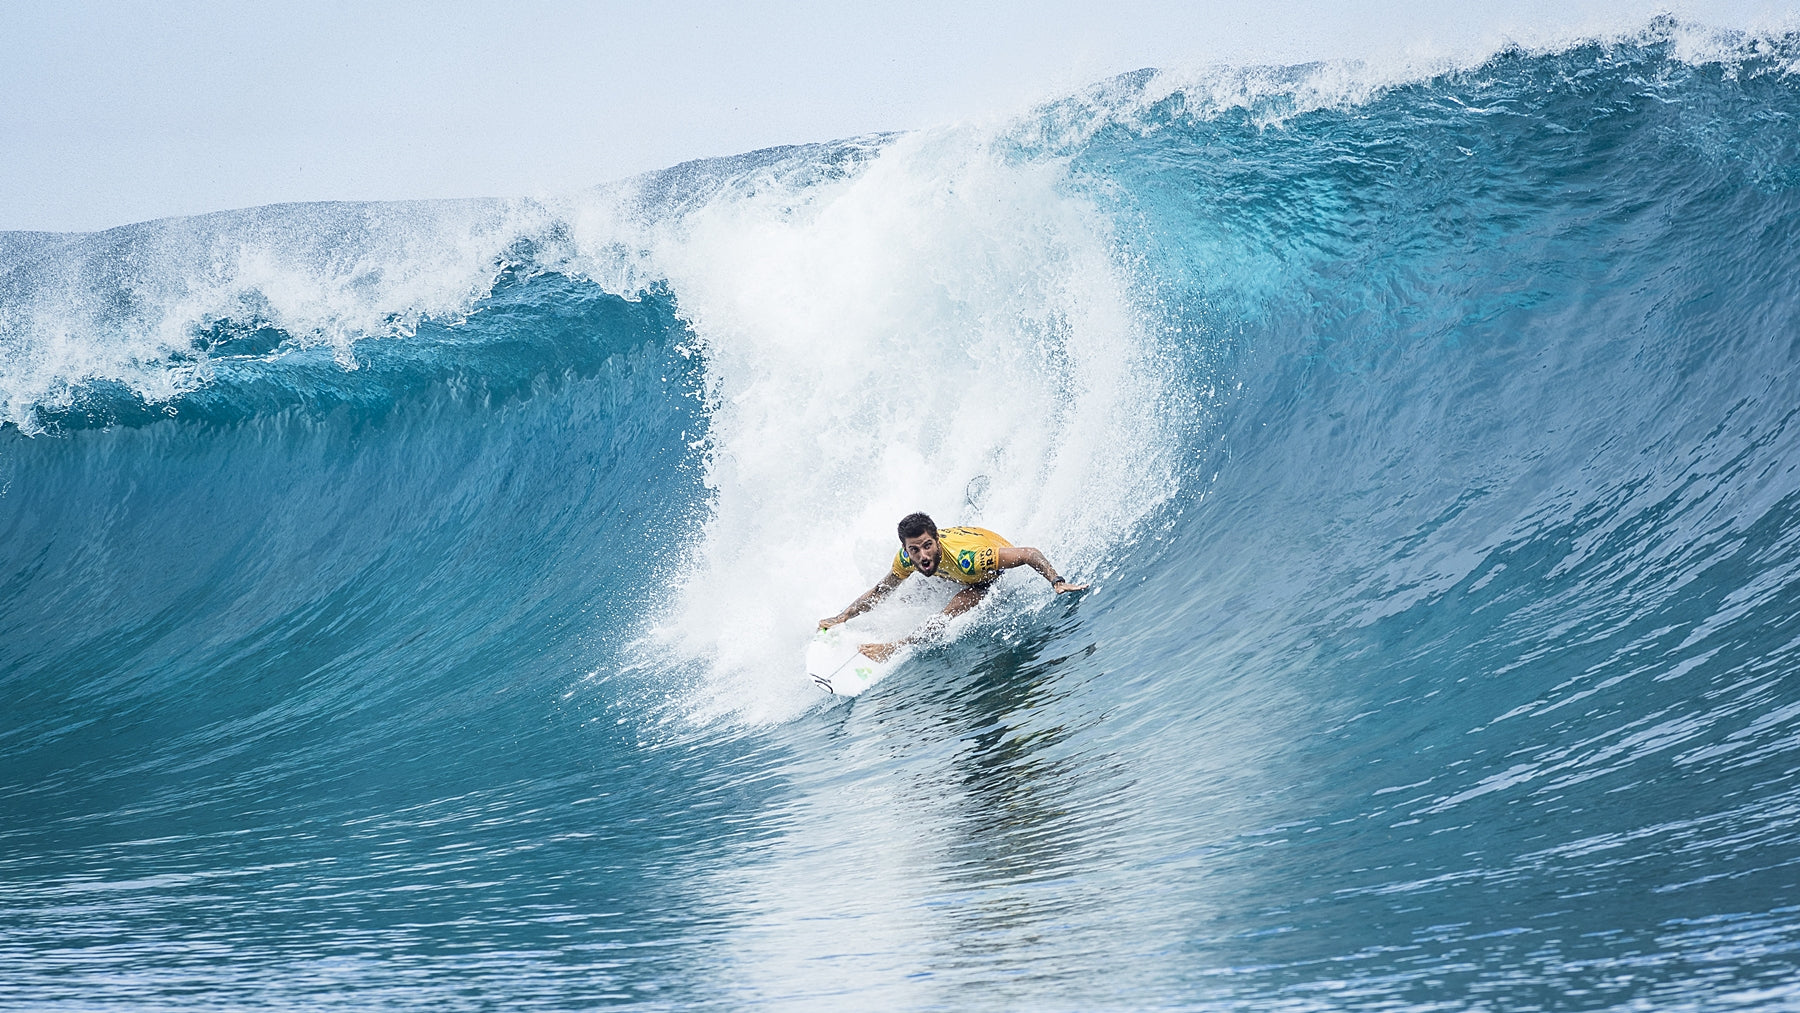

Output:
xmin=6 ymin=25 xmax=1800 ymax=1008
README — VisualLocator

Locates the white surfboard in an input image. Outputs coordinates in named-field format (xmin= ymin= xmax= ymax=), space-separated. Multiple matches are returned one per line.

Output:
xmin=806 ymin=625 xmax=893 ymax=696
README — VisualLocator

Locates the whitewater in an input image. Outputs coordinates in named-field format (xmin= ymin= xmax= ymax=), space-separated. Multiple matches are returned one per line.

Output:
xmin=6 ymin=22 xmax=1800 ymax=1010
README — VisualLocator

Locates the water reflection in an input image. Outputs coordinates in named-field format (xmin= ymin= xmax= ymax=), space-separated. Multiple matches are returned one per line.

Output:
xmin=689 ymin=592 xmax=1214 ymax=1005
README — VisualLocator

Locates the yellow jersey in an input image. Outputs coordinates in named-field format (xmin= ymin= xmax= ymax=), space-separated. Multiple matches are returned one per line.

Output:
xmin=891 ymin=526 xmax=1013 ymax=586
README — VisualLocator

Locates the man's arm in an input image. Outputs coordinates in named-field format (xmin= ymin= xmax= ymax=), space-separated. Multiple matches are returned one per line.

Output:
xmin=819 ymin=571 xmax=905 ymax=629
xmin=996 ymin=546 xmax=1088 ymax=593
xmin=859 ymin=583 xmax=990 ymax=661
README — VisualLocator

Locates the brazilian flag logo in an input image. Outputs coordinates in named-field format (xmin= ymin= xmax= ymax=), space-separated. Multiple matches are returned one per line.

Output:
xmin=957 ymin=549 xmax=976 ymax=573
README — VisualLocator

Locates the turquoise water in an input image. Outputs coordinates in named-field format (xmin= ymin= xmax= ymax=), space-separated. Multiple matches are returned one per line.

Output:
xmin=6 ymin=27 xmax=1800 ymax=1009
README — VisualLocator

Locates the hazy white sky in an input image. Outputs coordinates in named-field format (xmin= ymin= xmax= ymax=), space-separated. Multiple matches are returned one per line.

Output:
xmin=2 ymin=0 xmax=1792 ymax=232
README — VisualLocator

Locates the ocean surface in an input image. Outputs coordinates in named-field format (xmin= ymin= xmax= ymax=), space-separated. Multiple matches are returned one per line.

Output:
xmin=6 ymin=23 xmax=1800 ymax=1010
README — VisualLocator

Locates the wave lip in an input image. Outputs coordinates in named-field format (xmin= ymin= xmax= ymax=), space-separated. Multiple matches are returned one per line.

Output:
xmin=0 ymin=199 xmax=569 ymax=433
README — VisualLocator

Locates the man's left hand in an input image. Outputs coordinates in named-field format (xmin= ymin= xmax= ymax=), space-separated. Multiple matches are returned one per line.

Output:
xmin=859 ymin=642 xmax=898 ymax=662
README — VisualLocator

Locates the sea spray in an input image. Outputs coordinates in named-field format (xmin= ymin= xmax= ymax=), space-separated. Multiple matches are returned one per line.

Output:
xmin=622 ymin=126 xmax=1187 ymax=723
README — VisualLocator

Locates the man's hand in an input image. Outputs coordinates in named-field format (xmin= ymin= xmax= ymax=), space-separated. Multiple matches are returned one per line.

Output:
xmin=1052 ymin=580 xmax=1088 ymax=593
xmin=859 ymin=642 xmax=898 ymax=662
xmin=818 ymin=615 xmax=846 ymax=630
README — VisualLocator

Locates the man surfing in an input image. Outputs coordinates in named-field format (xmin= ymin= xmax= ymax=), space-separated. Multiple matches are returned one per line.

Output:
xmin=818 ymin=512 xmax=1088 ymax=661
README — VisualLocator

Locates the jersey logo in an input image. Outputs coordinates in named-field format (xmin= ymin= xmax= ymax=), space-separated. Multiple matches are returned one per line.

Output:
xmin=957 ymin=549 xmax=976 ymax=573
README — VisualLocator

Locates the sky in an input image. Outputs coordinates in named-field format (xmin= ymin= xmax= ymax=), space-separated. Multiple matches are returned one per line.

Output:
xmin=3 ymin=0 xmax=1793 ymax=233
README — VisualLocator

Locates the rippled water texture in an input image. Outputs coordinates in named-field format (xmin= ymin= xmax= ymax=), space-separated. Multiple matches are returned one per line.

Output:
xmin=5 ymin=27 xmax=1800 ymax=1010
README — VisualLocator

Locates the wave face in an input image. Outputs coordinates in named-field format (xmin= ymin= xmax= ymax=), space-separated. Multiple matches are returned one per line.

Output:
xmin=6 ymin=27 xmax=1800 ymax=1010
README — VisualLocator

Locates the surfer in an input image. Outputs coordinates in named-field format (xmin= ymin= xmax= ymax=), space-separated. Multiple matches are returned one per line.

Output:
xmin=818 ymin=512 xmax=1088 ymax=660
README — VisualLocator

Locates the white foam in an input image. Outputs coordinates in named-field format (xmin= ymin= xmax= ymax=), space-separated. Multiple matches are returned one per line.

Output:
xmin=0 ymin=199 xmax=559 ymax=433
xmin=591 ymin=125 xmax=1184 ymax=725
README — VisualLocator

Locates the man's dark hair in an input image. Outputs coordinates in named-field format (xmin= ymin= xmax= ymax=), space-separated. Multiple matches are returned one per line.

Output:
xmin=897 ymin=512 xmax=938 ymax=542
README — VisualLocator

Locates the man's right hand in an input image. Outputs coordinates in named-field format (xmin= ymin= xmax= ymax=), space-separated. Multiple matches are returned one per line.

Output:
xmin=818 ymin=615 xmax=845 ymax=630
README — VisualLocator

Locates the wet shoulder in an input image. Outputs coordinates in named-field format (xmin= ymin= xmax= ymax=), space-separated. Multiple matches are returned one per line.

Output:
xmin=942 ymin=526 xmax=1012 ymax=548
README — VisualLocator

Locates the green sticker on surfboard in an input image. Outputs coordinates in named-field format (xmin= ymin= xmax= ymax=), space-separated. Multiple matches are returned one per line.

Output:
xmin=806 ymin=625 xmax=893 ymax=696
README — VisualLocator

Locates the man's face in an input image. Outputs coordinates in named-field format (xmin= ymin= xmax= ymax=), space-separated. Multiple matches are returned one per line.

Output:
xmin=903 ymin=532 xmax=941 ymax=576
